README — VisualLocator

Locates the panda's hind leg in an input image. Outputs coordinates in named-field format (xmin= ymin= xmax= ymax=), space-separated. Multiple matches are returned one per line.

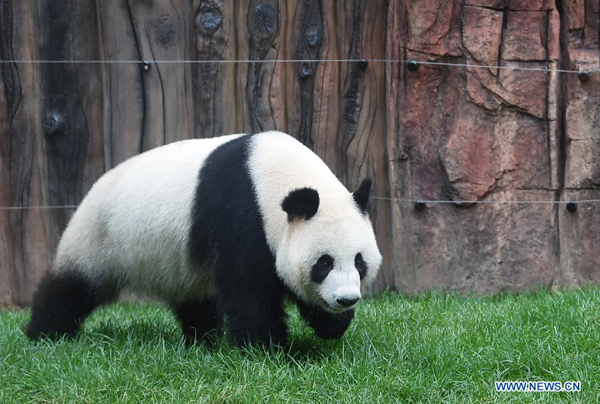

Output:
xmin=173 ymin=298 xmax=222 ymax=346
xmin=25 ymin=268 xmax=117 ymax=341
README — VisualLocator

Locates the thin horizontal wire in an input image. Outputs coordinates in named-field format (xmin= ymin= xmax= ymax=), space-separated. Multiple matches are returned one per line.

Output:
xmin=413 ymin=60 xmax=596 ymax=74
xmin=0 ymin=58 xmax=596 ymax=74
xmin=371 ymin=197 xmax=600 ymax=204
xmin=0 ymin=205 xmax=78 ymax=211
xmin=2 ymin=198 xmax=600 ymax=210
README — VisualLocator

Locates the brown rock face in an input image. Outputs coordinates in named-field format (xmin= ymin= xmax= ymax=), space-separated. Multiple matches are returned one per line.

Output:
xmin=502 ymin=11 xmax=547 ymax=61
xmin=386 ymin=0 xmax=600 ymax=294
xmin=462 ymin=6 xmax=503 ymax=69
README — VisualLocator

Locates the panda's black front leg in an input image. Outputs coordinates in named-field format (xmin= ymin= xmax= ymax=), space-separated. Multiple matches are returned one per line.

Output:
xmin=222 ymin=287 xmax=288 ymax=349
xmin=173 ymin=298 xmax=222 ymax=346
xmin=297 ymin=301 xmax=354 ymax=340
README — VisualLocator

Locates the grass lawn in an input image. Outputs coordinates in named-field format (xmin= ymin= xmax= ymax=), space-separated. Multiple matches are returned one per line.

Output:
xmin=1 ymin=289 xmax=598 ymax=403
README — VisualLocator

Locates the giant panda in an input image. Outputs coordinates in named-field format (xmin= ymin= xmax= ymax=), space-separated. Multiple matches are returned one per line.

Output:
xmin=26 ymin=131 xmax=382 ymax=348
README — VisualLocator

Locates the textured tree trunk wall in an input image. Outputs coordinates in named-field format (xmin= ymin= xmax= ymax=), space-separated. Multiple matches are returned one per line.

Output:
xmin=0 ymin=0 xmax=598 ymax=307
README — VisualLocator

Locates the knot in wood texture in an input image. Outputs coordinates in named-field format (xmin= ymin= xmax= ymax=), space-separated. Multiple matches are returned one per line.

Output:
xmin=304 ymin=25 xmax=320 ymax=47
xmin=299 ymin=62 xmax=313 ymax=78
xmin=154 ymin=14 xmax=179 ymax=47
xmin=43 ymin=110 xmax=64 ymax=136
xmin=197 ymin=8 xmax=222 ymax=36
xmin=252 ymin=3 xmax=276 ymax=39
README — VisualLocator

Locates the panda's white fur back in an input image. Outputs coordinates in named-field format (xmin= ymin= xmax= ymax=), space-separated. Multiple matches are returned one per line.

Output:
xmin=56 ymin=134 xmax=241 ymax=301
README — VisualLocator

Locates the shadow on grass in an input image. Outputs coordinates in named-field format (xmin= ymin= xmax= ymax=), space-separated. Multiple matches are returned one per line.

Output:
xmin=26 ymin=316 xmax=340 ymax=365
xmin=84 ymin=320 xmax=184 ymax=346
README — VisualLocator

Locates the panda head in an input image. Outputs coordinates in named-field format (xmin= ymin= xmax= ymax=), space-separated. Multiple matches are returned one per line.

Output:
xmin=277 ymin=178 xmax=382 ymax=313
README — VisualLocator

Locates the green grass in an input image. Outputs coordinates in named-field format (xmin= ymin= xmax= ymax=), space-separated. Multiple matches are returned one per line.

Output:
xmin=1 ymin=289 xmax=598 ymax=403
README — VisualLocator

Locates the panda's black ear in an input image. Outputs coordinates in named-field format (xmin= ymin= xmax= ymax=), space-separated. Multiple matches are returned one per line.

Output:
xmin=281 ymin=188 xmax=320 ymax=222
xmin=353 ymin=178 xmax=372 ymax=214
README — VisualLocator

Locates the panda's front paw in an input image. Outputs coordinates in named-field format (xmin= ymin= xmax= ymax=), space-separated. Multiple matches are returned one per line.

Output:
xmin=308 ymin=308 xmax=355 ymax=340
xmin=230 ymin=326 xmax=289 ymax=351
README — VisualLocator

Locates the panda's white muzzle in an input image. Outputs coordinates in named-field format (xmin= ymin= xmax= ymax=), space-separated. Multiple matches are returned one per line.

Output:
xmin=319 ymin=268 xmax=361 ymax=313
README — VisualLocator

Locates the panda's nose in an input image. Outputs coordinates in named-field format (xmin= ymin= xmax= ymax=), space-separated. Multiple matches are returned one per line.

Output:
xmin=336 ymin=297 xmax=360 ymax=307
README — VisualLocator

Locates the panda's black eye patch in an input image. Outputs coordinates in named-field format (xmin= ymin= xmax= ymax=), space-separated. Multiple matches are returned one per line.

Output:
xmin=311 ymin=254 xmax=334 ymax=284
xmin=355 ymin=253 xmax=367 ymax=279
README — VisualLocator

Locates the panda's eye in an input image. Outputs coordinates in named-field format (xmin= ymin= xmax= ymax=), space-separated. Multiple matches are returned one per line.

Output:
xmin=311 ymin=254 xmax=334 ymax=283
xmin=355 ymin=253 xmax=367 ymax=279
xmin=317 ymin=255 xmax=334 ymax=269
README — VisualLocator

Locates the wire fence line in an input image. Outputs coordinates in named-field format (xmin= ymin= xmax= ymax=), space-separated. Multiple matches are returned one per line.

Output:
xmin=0 ymin=58 xmax=597 ymax=74
xmin=0 ymin=205 xmax=79 ymax=211
xmin=0 ymin=56 xmax=597 ymax=211
xmin=2 ymin=198 xmax=600 ymax=211
xmin=370 ymin=197 xmax=600 ymax=204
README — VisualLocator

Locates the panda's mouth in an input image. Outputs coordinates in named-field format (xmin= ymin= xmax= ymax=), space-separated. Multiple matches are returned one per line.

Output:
xmin=318 ymin=298 xmax=348 ymax=314
xmin=319 ymin=298 xmax=332 ymax=310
